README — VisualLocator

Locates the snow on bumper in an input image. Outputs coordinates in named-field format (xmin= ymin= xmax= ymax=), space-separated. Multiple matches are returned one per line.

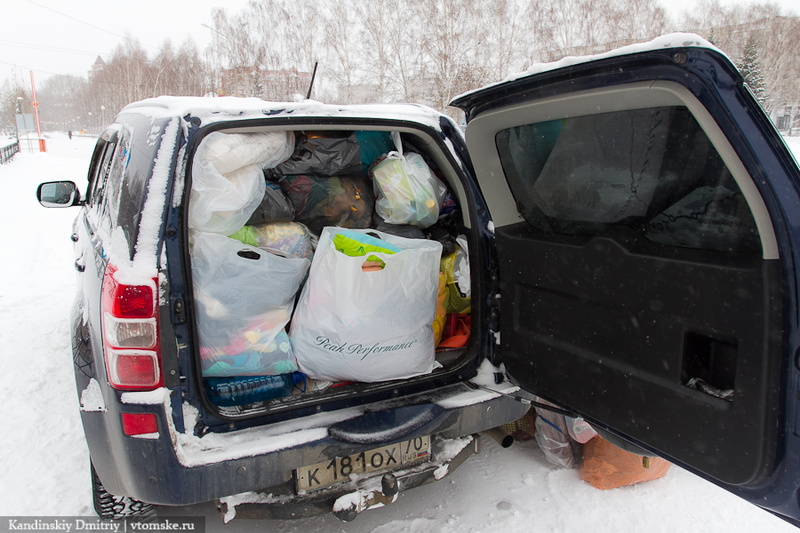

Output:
xmin=111 ymin=382 xmax=526 ymax=507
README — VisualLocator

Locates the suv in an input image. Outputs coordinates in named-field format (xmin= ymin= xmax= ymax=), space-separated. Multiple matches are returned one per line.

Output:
xmin=38 ymin=35 xmax=800 ymax=526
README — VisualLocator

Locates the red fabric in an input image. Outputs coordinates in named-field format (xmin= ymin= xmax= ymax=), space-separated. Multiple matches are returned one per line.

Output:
xmin=438 ymin=314 xmax=470 ymax=348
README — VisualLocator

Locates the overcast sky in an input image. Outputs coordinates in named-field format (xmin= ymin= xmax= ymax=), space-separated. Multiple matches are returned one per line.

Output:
xmin=1 ymin=0 xmax=798 ymax=89
xmin=1 ymin=0 xmax=251 ymax=86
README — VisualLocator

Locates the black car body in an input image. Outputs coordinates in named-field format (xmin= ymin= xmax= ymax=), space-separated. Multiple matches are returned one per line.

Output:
xmin=39 ymin=34 xmax=800 ymax=525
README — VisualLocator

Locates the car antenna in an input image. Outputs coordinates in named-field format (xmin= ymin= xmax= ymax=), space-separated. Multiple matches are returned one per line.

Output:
xmin=306 ymin=62 xmax=319 ymax=100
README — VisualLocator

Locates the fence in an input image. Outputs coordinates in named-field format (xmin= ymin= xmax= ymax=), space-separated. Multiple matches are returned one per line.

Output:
xmin=0 ymin=140 xmax=20 ymax=164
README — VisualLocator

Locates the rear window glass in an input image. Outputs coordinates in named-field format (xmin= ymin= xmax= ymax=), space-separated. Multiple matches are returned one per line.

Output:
xmin=495 ymin=106 xmax=761 ymax=254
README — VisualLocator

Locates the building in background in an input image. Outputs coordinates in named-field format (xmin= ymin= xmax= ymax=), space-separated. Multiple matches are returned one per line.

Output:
xmin=88 ymin=56 xmax=105 ymax=81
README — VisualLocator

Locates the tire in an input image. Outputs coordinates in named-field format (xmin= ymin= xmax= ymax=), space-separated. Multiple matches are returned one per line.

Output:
xmin=91 ymin=463 xmax=155 ymax=520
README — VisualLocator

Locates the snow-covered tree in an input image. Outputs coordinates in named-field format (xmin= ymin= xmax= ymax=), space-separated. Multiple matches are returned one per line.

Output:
xmin=738 ymin=36 xmax=767 ymax=108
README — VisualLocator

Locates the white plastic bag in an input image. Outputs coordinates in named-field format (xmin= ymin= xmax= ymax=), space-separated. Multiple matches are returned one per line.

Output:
xmin=191 ymin=232 xmax=310 ymax=377
xmin=290 ymin=227 xmax=442 ymax=382
xmin=453 ymin=235 xmax=471 ymax=297
xmin=188 ymin=131 xmax=295 ymax=235
xmin=199 ymin=130 xmax=295 ymax=174
xmin=370 ymin=133 xmax=445 ymax=228
xmin=566 ymin=417 xmax=598 ymax=444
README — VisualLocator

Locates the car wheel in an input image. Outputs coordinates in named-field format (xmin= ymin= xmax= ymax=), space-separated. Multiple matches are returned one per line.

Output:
xmin=91 ymin=463 xmax=155 ymax=519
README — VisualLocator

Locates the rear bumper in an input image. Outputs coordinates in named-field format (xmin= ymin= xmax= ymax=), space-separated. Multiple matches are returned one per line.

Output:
xmin=220 ymin=432 xmax=482 ymax=521
xmin=83 ymin=382 xmax=527 ymax=507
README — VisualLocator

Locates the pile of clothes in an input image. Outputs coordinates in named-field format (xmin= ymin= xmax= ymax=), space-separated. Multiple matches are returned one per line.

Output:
xmin=188 ymin=129 xmax=471 ymax=407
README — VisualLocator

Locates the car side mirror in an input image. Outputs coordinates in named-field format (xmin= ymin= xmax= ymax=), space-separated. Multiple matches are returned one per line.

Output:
xmin=37 ymin=181 xmax=82 ymax=208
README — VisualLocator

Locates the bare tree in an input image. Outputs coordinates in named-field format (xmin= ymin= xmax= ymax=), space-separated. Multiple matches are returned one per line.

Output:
xmin=0 ymin=78 xmax=29 ymax=135
xmin=174 ymin=40 xmax=210 ymax=96
xmin=352 ymin=0 xmax=395 ymax=102
xmin=608 ymin=0 xmax=669 ymax=44
xmin=322 ymin=2 xmax=360 ymax=99
xmin=37 ymin=75 xmax=88 ymax=131
xmin=761 ymin=15 xmax=800 ymax=113
xmin=415 ymin=0 xmax=496 ymax=114
xmin=10 ymin=0 xmax=796 ymax=135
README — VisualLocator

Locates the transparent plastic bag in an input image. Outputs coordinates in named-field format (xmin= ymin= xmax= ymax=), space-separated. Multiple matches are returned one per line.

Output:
xmin=188 ymin=131 xmax=294 ymax=235
xmin=533 ymin=398 xmax=582 ymax=469
xmin=566 ymin=417 xmax=598 ymax=444
xmin=440 ymin=247 xmax=471 ymax=314
xmin=228 ymin=222 xmax=314 ymax=260
xmin=371 ymin=151 xmax=446 ymax=228
xmin=191 ymin=232 xmax=310 ymax=377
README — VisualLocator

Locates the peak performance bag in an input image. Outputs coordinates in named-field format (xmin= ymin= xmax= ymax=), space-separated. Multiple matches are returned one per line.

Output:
xmin=290 ymin=227 xmax=442 ymax=382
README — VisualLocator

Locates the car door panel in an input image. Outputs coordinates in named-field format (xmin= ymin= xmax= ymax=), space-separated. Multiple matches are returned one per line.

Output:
xmin=494 ymin=221 xmax=782 ymax=484
xmin=453 ymin=43 xmax=800 ymax=520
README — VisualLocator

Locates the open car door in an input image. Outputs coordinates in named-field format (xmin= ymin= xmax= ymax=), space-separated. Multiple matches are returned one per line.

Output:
xmin=453 ymin=35 xmax=800 ymax=524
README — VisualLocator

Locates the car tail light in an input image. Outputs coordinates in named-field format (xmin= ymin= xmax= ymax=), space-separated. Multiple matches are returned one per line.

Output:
xmin=102 ymin=265 xmax=162 ymax=390
xmin=121 ymin=413 xmax=158 ymax=436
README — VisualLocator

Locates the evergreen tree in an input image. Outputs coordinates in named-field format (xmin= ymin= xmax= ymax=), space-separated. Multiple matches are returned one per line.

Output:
xmin=738 ymin=37 xmax=767 ymax=108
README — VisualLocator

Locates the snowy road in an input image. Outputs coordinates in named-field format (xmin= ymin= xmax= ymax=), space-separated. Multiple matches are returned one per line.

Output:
xmin=1 ymin=133 xmax=797 ymax=532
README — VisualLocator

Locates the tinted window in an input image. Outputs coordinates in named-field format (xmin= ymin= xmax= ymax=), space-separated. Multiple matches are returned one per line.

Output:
xmin=114 ymin=117 xmax=169 ymax=259
xmin=85 ymin=118 xmax=170 ymax=259
xmin=88 ymin=141 xmax=117 ymax=209
xmin=104 ymin=134 xmax=128 ymax=223
xmin=495 ymin=106 xmax=761 ymax=254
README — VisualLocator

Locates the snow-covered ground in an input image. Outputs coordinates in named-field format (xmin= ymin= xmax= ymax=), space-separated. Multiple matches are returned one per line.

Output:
xmin=1 ymin=133 xmax=798 ymax=532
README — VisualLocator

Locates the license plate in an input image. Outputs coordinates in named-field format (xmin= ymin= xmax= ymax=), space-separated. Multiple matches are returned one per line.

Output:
xmin=295 ymin=435 xmax=431 ymax=492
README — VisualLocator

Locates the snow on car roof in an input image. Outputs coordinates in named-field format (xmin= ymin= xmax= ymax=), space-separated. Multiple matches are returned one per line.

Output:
xmin=109 ymin=97 xmax=456 ymax=284
xmin=119 ymin=96 xmax=447 ymax=131
xmin=453 ymin=32 xmax=721 ymax=103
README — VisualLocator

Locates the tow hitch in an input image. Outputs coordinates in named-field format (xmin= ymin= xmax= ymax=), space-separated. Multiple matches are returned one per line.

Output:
xmin=330 ymin=434 xmax=483 ymax=521
xmin=332 ymin=472 xmax=400 ymax=522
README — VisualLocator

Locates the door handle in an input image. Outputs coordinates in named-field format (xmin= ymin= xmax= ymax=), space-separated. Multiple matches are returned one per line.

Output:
xmin=74 ymin=260 xmax=85 ymax=273
xmin=71 ymin=233 xmax=79 ymax=242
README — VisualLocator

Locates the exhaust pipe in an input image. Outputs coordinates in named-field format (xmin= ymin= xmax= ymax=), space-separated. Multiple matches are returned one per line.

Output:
xmin=481 ymin=427 xmax=514 ymax=448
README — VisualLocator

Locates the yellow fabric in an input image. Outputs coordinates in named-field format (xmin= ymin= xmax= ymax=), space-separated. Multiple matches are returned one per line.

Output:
xmin=432 ymin=272 xmax=448 ymax=346
xmin=440 ymin=252 xmax=471 ymax=314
